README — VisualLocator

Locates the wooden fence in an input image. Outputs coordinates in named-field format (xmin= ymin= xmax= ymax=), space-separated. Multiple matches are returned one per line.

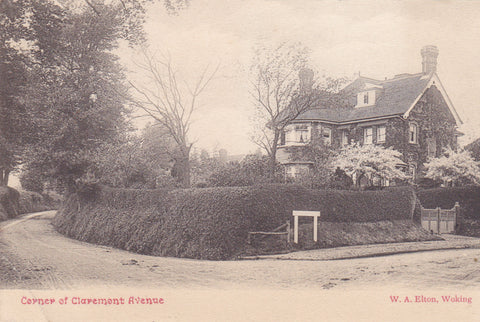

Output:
xmin=247 ymin=221 xmax=291 ymax=246
xmin=421 ymin=202 xmax=459 ymax=234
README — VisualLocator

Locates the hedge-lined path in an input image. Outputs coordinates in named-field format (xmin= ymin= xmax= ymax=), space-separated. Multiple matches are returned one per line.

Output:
xmin=1 ymin=211 xmax=480 ymax=290
xmin=242 ymin=235 xmax=480 ymax=261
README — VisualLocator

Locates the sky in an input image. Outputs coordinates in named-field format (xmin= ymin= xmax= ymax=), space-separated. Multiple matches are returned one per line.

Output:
xmin=119 ymin=0 xmax=480 ymax=155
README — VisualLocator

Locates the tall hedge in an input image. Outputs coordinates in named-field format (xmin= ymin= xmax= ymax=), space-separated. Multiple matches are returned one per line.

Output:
xmin=53 ymin=184 xmax=416 ymax=260
xmin=0 ymin=186 xmax=19 ymax=220
xmin=417 ymin=186 xmax=480 ymax=220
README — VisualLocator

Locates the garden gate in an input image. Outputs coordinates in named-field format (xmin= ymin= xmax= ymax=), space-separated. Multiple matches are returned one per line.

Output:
xmin=421 ymin=202 xmax=459 ymax=234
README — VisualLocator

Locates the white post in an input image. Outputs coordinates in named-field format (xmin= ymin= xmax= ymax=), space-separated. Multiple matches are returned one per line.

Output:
xmin=294 ymin=215 xmax=299 ymax=244
xmin=292 ymin=210 xmax=320 ymax=244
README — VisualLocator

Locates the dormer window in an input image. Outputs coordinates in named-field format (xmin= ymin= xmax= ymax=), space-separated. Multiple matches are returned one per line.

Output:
xmin=363 ymin=92 xmax=369 ymax=104
xmin=356 ymin=90 xmax=376 ymax=107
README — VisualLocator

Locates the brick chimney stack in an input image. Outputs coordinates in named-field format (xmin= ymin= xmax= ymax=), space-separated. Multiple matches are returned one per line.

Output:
xmin=299 ymin=68 xmax=314 ymax=91
xmin=421 ymin=45 xmax=439 ymax=74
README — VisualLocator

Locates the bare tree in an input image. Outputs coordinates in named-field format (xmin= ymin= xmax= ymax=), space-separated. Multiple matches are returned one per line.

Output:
xmin=251 ymin=42 xmax=332 ymax=178
xmin=129 ymin=49 xmax=218 ymax=187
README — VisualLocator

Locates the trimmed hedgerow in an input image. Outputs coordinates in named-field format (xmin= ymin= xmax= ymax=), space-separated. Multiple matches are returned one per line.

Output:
xmin=417 ymin=186 xmax=480 ymax=220
xmin=53 ymin=184 xmax=417 ymax=260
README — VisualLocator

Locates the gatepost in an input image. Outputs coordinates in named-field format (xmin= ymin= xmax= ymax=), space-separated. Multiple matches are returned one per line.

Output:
xmin=292 ymin=210 xmax=321 ymax=244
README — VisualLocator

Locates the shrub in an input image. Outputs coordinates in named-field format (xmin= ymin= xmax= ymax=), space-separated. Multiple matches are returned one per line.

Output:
xmin=206 ymin=155 xmax=283 ymax=187
xmin=54 ymin=185 xmax=417 ymax=260
xmin=417 ymin=186 xmax=480 ymax=220
xmin=423 ymin=148 xmax=480 ymax=186
xmin=18 ymin=190 xmax=49 ymax=214
xmin=0 ymin=186 xmax=57 ymax=221
xmin=0 ymin=186 xmax=19 ymax=220
xmin=19 ymin=170 xmax=45 ymax=193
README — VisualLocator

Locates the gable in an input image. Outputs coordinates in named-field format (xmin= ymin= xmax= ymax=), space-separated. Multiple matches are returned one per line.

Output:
xmin=403 ymin=74 xmax=462 ymax=126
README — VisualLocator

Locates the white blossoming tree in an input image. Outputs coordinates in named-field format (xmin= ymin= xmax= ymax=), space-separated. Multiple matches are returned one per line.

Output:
xmin=332 ymin=143 xmax=408 ymax=187
xmin=424 ymin=147 xmax=480 ymax=186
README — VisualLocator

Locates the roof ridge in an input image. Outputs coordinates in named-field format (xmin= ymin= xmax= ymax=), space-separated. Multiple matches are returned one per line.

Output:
xmin=380 ymin=72 xmax=425 ymax=83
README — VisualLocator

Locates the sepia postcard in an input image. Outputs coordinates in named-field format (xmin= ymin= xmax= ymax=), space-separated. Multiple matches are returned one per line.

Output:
xmin=1 ymin=0 xmax=480 ymax=321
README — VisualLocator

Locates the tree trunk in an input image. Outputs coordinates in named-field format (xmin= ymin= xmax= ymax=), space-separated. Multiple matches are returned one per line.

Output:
xmin=180 ymin=156 xmax=191 ymax=188
xmin=0 ymin=169 xmax=10 ymax=186
xmin=171 ymin=146 xmax=192 ymax=188
xmin=268 ymin=131 xmax=280 ymax=180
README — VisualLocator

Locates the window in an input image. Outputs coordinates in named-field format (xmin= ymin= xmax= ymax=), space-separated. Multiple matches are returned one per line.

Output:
xmin=297 ymin=128 xmax=309 ymax=143
xmin=285 ymin=164 xmax=309 ymax=179
xmin=285 ymin=128 xmax=295 ymax=144
xmin=363 ymin=92 xmax=369 ymax=104
xmin=284 ymin=124 xmax=311 ymax=145
xmin=364 ymin=127 xmax=373 ymax=145
xmin=377 ymin=126 xmax=386 ymax=143
xmin=409 ymin=123 xmax=418 ymax=144
xmin=408 ymin=163 xmax=417 ymax=182
xmin=322 ymin=128 xmax=332 ymax=145
xmin=341 ymin=130 xmax=349 ymax=146
xmin=285 ymin=165 xmax=296 ymax=178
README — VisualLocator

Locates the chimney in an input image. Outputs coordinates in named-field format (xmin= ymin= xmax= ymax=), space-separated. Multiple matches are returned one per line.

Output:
xmin=421 ymin=45 xmax=439 ymax=74
xmin=299 ymin=68 xmax=314 ymax=91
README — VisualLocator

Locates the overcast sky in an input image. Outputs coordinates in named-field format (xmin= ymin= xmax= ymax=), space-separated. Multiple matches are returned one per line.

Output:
xmin=120 ymin=0 xmax=480 ymax=155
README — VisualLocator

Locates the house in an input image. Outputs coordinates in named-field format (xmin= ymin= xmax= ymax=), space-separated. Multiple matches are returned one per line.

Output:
xmin=277 ymin=45 xmax=463 ymax=184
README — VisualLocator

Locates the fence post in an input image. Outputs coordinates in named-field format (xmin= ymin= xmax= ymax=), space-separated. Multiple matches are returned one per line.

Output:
xmin=454 ymin=202 xmax=460 ymax=231
xmin=286 ymin=220 xmax=291 ymax=244
xmin=294 ymin=215 xmax=299 ymax=244
xmin=437 ymin=207 xmax=441 ymax=234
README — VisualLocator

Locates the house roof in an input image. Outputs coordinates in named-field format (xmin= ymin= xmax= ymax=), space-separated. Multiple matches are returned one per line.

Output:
xmin=296 ymin=73 xmax=441 ymax=124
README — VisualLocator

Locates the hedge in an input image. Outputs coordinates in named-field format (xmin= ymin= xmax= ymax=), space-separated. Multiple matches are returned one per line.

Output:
xmin=53 ymin=184 xmax=417 ymax=260
xmin=18 ymin=190 xmax=49 ymax=214
xmin=417 ymin=186 xmax=480 ymax=220
xmin=0 ymin=186 xmax=20 ymax=221
xmin=0 ymin=187 xmax=55 ymax=221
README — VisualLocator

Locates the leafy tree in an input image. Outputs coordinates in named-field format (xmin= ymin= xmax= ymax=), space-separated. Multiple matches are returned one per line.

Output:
xmin=332 ymin=143 xmax=407 ymax=187
xmin=19 ymin=1 xmax=135 ymax=193
xmin=0 ymin=0 xmax=35 ymax=186
xmin=465 ymin=137 xmax=480 ymax=161
xmin=19 ymin=168 xmax=45 ymax=193
xmin=1 ymin=0 xmax=194 ymax=189
xmin=424 ymin=147 xmax=480 ymax=186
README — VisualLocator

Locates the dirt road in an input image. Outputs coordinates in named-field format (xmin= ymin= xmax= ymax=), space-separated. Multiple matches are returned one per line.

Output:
xmin=1 ymin=211 xmax=480 ymax=290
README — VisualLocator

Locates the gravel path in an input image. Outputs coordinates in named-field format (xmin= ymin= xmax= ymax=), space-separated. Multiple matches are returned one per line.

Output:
xmin=1 ymin=211 xmax=480 ymax=291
